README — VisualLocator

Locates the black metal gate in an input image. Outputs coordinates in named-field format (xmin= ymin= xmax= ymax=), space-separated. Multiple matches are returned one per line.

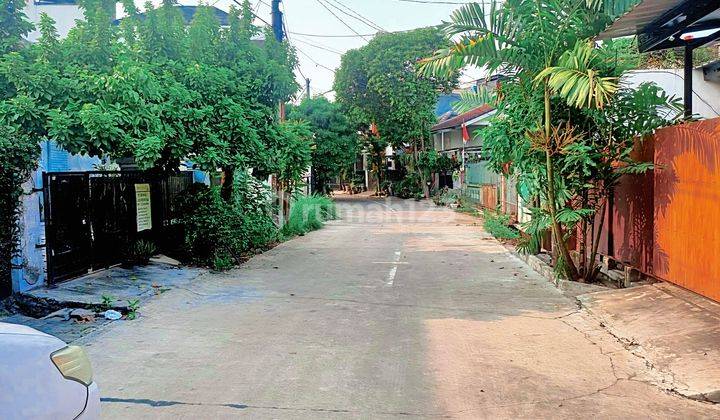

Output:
xmin=43 ymin=171 xmax=193 ymax=284
xmin=439 ymin=172 xmax=454 ymax=189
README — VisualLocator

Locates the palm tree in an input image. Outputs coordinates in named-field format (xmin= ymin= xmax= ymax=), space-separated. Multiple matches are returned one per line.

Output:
xmin=420 ymin=0 xmax=635 ymax=280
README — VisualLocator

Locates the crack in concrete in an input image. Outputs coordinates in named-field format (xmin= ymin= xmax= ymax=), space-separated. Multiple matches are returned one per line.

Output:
xmin=100 ymin=397 xmax=452 ymax=418
xmin=563 ymin=300 xmax=717 ymax=405
xmin=557 ymin=315 xmax=625 ymax=386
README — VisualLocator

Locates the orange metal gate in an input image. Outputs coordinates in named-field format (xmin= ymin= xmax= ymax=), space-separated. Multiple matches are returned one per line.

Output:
xmin=652 ymin=119 xmax=720 ymax=302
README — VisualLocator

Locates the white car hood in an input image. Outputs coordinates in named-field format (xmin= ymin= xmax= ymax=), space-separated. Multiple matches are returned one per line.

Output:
xmin=0 ymin=322 xmax=56 ymax=339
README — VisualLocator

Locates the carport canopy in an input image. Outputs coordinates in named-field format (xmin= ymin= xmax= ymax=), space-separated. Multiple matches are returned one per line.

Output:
xmin=598 ymin=0 xmax=720 ymax=117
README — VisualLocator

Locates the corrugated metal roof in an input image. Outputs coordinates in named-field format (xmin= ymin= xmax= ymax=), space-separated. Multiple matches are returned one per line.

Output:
xmin=598 ymin=0 xmax=687 ymax=39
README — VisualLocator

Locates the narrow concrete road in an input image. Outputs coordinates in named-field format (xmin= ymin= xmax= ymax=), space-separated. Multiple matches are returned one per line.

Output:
xmin=82 ymin=197 xmax=720 ymax=419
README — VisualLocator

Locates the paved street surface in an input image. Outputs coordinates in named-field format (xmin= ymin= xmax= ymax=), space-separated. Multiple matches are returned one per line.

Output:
xmin=81 ymin=196 xmax=720 ymax=419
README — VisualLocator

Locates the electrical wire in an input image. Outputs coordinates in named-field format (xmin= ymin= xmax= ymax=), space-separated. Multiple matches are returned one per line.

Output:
xmin=393 ymin=0 xmax=475 ymax=4
xmin=278 ymin=4 xmax=310 ymax=83
xmin=229 ymin=0 xmax=272 ymax=27
xmin=295 ymin=45 xmax=337 ymax=73
xmin=325 ymin=0 xmax=385 ymax=32
xmin=314 ymin=0 xmax=370 ymax=42
xmin=289 ymin=31 xmax=378 ymax=38
xmin=292 ymin=37 xmax=343 ymax=55
xmin=283 ymin=8 xmax=345 ymax=56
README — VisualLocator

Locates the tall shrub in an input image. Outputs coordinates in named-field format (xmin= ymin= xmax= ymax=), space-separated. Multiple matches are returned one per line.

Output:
xmin=179 ymin=173 xmax=280 ymax=270
xmin=421 ymin=0 xmax=680 ymax=281
xmin=0 ymin=0 xmax=37 ymax=293
xmin=0 ymin=128 xmax=37 ymax=292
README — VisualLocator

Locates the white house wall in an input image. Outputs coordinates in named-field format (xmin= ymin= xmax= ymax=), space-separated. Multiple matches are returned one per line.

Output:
xmin=623 ymin=69 xmax=720 ymax=120
xmin=432 ymin=126 xmax=483 ymax=153
xmin=23 ymin=1 xmax=87 ymax=42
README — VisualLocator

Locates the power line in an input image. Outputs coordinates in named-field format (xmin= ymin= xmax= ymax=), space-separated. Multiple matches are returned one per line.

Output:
xmin=278 ymin=3 xmax=311 ymax=83
xmin=283 ymin=9 xmax=345 ymax=56
xmin=314 ymin=0 xmax=370 ymax=42
xmin=295 ymin=45 xmax=337 ymax=73
xmin=292 ymin=37 xmax=343 ymax=55
xmin=393 ymin=0 xmax=474 ymax=4
xmin=325 ymin=0 xmax=385 ymax=32
xmin=229 ymin=0 xmax=272 ymax=27
xmin=283 ymin=30 xmax=309 ymax=81
xmin=288 ymin=27 xmax=426 ymax=39
xmin=289 ymin=31 xmax=379 ymax=38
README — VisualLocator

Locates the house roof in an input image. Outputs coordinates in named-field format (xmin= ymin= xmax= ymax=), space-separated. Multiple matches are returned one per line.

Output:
xmin=431 ymin=104 xmax=494 ymax=132
xmin=598 ymin=0 xmax=682 ymax=39
xmin=598 ymin=0 xmax=720 ymax=52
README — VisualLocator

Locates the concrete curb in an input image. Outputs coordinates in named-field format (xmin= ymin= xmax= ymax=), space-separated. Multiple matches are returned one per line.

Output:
xmin=508 ymin=248 xmax=617 ymax=298
xmin=511 ymin=251 xmax=560 ymax=286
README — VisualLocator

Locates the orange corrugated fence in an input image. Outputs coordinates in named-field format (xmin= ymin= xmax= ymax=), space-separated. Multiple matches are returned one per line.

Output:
xmin=653 ymin=119 xmax=720 ymax=302
xmin=597 ymin=118 xmax=720 ymax=302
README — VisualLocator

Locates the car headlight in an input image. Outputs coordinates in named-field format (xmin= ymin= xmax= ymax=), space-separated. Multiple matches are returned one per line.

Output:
xmin=50 ymin=345 xmax=94 ymax=386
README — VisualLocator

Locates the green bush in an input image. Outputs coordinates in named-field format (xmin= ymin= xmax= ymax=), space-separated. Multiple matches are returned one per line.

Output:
xmin=282 ymin=194 xmax=337 ymax=237
xmin=0 ymin=128 xmax=38 ymax=289
xmin=483 ymin=210 xmax=520 ymax=240
xmin=392 ymin=174 xmax=423 ymax=199
xmin=179 ymin=181 xmax=279 ymax=270
xmin=455 ymin=196 xmax=480 ymax=216
xmin=212 ymin=254 xmax=235 ymax=272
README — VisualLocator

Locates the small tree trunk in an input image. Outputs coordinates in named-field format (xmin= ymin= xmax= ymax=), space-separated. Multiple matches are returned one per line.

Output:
xmin=221 ymin=167 xmax=235 ymax=202
xmin=585 ymin=197 xmax=608 ymax=282
xmin=543 ymin=85 xmax=579 ymax=281
xmin=579 ymin=190 xmax=589 ymax=277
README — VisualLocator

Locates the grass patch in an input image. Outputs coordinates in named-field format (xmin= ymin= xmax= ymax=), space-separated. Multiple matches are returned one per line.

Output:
xmin=454 ymin=196 xmax=481 ymax=216
xmin=282 ymin=194 xmax=337 ymax=237
xmin=482 ymin=210 xmax=520 ymax=240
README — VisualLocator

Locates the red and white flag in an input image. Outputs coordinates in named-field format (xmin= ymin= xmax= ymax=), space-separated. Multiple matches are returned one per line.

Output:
xmin=462 ymin=123 xmax=470 ymax=142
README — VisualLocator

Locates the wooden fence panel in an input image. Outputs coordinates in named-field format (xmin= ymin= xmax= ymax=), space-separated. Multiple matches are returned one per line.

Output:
xmin=482 ymin=185 xmax=498 ymax=209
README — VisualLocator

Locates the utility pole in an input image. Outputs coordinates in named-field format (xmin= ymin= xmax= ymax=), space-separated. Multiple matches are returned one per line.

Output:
xmin=271 ymin=0 xmax=288 ymax=223
xmin=271 ymin=0 xmax=286 ymax=121
xmin=305 ymin=78 xmax=311 ymax=100
xmin=271 ymin=0 xmax=284 ymax=43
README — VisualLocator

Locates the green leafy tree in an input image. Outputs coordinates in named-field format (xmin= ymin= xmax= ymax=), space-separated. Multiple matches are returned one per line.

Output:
xmin=0 ymin=0 xmax=34 ymax=55
xmin=288 ymin=97 xmax=360 ymax=194
xmin=0 ymin=1 xmax=38 ymax=293
xmin=273 ymin=120 xmax=314 ymax=190
xmin=420 ymin=1 xmax=614 ymax=279
xmin=335 ymin=28 xmax=456 ymax=194
xmin=33 ymin=0 xmax=298 ymax=199
xmin=0 ymin=127 xmax=37 ymax=293
xmin=0 ymin=0 xmax=307 ymax=276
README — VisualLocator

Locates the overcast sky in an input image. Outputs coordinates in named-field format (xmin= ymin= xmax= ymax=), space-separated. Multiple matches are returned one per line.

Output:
xmin=139 ymin=0 xmax=480 ymax=100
